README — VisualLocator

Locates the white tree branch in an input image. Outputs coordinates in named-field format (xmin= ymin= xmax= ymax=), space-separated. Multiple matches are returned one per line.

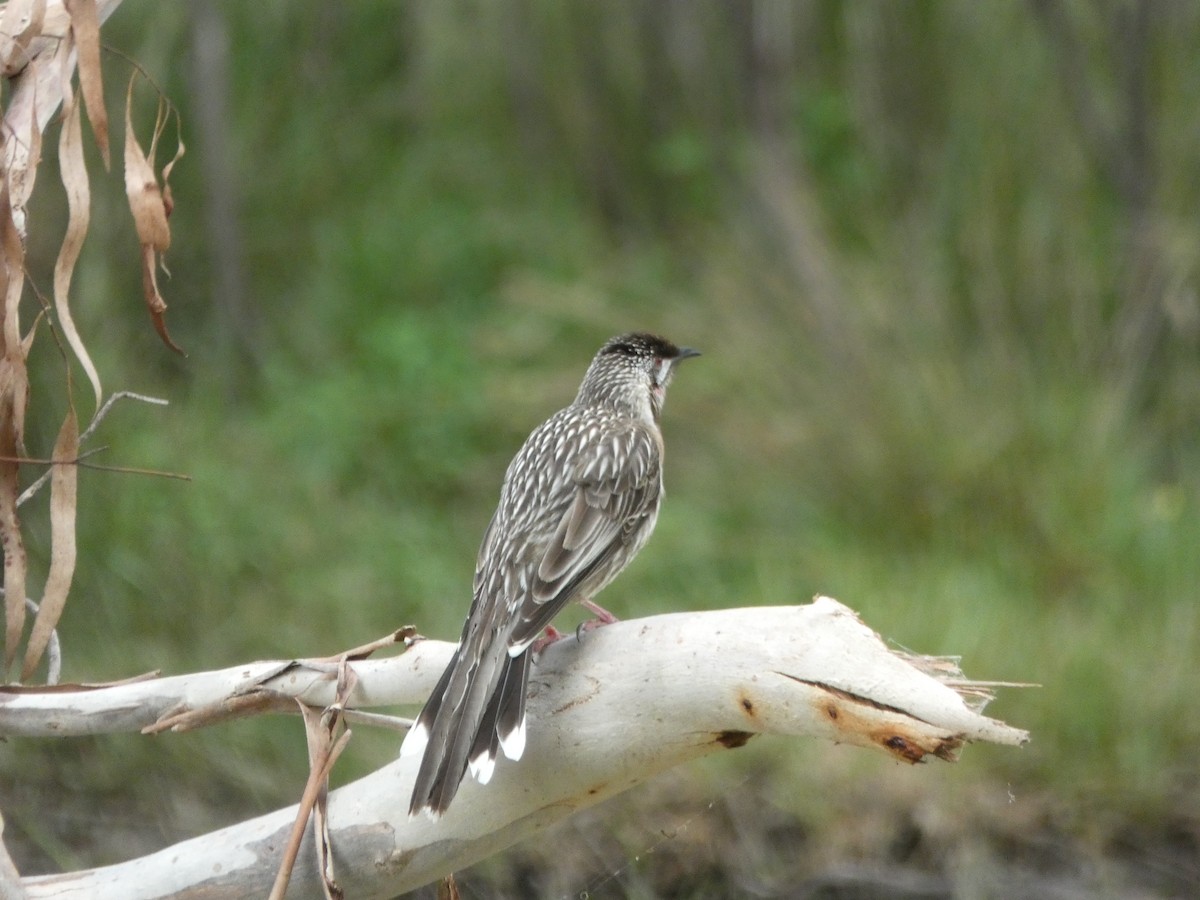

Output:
xmin=0 ymin=629 xmax=448 ymax=738
xmin=12 ymin=598 xmax=1028 ymax=899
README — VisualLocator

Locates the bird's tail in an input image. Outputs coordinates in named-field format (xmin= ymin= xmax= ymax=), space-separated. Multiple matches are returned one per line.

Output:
xmin=401 ymin=641 xmax=531 ymax=818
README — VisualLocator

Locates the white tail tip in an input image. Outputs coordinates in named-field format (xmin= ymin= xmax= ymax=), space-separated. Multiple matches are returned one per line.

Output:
xmin=498 ymin=718 xmax=526 ymax=761
xmin=400 ymin=721 xmax=429 ymax=759
xmin=468 ymin=750 xmax=497 ymax=785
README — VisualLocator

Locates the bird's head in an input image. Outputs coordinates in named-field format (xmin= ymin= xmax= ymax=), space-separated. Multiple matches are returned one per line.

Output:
xmin=577 ymin=332 xmax=700 ymax=422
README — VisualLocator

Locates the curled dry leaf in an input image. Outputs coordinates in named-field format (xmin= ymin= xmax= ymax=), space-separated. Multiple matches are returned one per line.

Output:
xmin=123 ymin=75 xmax=184 ymax=356
xmin=123 ymin=101 xmax=169 ymax=250
xmin=437 ymin=875 xmax=462 ymax=900
xmin=22 ymin=405 xmax=78 ymax=681
xmin=62 ymin=0 xmax=109 ymax=169
xmin=54 ymin=90 xmax=103 ymax=414
xmin=3 ymin=50 xmax=47 ymax=241
xmin=0 ymin=188 xmax=30 ymax=676
xmin=0 ymin=0 xmax=47 ymax=78
xmin=270 ymin=703 xmax=353 ymax=900
xmin=0 ymin=375 xmax=26 ymax=678
xmin=160 ymin=103 xmax=185 ymax=222
xmin=0 ymin=187 xmax=25 ymax=370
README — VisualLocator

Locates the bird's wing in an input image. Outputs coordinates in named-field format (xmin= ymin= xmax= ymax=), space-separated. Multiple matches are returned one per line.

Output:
xmin=404 ymin=422 xmax=661 ymax=816
xmin=473 ymin=509 xmax=499 ymax=598
xmin=507 ymin=424 xmax=661 ymax=650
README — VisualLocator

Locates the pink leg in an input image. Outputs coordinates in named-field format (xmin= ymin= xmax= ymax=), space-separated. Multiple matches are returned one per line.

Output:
xmin=531 ymin=624 xmax=565 ymax=655
xmin=580 ymin=599 xmax=619 ymax=624
xmin=574 ymin=599 xmax=620 ymax=640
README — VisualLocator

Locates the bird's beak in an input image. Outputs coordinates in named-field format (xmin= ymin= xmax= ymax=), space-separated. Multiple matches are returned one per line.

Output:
xmin=675 ymin=347 xmax=701 ymax=361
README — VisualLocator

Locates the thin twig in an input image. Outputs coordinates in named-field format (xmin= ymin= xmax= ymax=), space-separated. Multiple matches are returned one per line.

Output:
xmin=319 ymin=662 xmax=359 ymax=899
xmin=341 ymin=708 xmax=413 ymax=733
xmin=100 ymin=43 xmax=182 ymax=121
xmin=140 ymin=688 xmax=414 ymax=735
xmin=268 ymin=717 xmax=351 ymax=900
xmin=135 ymin=632 xmax=420 ymax=735
xmin=5 ymin=456 xmax=191 ymax=485
xmin=16 ymin=391 xmax=172 ymax=506
xmin=15 ymin=447 xmax=105 ymax=507
xmin=81 ymin=391 xmax=168 ymax=443
xmin=22 ymin=597 xmax=60 ymax=685
xmin=270 ymin=662 xmax=359 ymax=900
xmin=75 ymin=461 xmax=190 ymax=480
xmin=308 ymin=626 xmax=417 ymax=663
xmin=143 ymin=689 xmax=296 ymax=734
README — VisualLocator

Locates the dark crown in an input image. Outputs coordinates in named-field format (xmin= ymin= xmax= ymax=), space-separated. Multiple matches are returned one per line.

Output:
xmin=599 ymin=332 xmax=687 ymax=360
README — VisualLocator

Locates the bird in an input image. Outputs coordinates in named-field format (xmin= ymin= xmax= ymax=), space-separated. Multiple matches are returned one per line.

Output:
xmin=401 ymin=332 xmax=699 ymax=818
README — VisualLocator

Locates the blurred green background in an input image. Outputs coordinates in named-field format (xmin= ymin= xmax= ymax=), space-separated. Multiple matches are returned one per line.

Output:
xmin=4 ymin=1 xmax=1199 ymax=896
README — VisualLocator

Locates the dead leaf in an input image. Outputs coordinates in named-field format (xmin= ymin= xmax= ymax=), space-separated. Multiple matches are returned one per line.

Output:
xmin=270 ymin=701 xmax=353 ymax=900
xmin=0 ymin=188 xmax=30 ymax=677
xmin=0 ymin=186 xmax=25 ymax=362
xmin=161 ymin=108 xmax=185 ymax=221
xmin=139 ymin=244 xmax=184 ymax=354
xmin=123 ymin=83 xmax=169 ymax=251
xmin=63 ymin=0 xmax=108 ymax=169
xmin=0 ymin=0 xmax=47 ymax=78
xmin=124 ymin=75 xmax=184 ymax=356
xmin=0 ymin=387 xmax=26 ymax=678
xmin=144 ymin=690 xmax=297 ymax=734
xmin=3 ymin=68 xmax=46 ymax=241
xmin=54 ymin=90 xmax=102 ymax=414
xmin=309 ymin=626 xmax=416 ymax=663
xmin=22 ymin=405 xmax=78 ymax=681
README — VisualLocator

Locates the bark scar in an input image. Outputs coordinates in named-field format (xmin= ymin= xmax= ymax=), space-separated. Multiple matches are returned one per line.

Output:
xmin=775 ymin=671 xmax=964 ymax=763
xmin=775 ymin=672 xmax=935 ymax=726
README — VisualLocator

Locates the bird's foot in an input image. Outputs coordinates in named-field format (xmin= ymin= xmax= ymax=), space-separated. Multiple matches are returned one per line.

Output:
xmin=574 ymin=601 xmax=620 ymax=642
xmin=579 ymin=599 xmax=619 ymax=625
xmin=531 ymin=625 xmax=565 ymax=655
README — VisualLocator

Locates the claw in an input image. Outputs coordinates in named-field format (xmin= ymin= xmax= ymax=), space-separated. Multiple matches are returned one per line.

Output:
xmin=579 ymin=599 xmax=619 ymax=624
xmin=575 ymin=613 xmax=617 ymax=643
xmin=531 ymin=624 xmax=565 ymax=655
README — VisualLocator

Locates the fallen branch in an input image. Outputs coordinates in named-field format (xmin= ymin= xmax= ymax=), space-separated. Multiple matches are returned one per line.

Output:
xmin=11 ymin=598 xmax=1028 ymax=899
xmin=0 ymin=628 xmax=431 ymax=738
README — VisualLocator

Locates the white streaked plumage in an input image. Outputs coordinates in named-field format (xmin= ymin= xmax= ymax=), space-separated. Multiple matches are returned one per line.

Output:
xmin=405 ymin=332 xmax=698 ymax=818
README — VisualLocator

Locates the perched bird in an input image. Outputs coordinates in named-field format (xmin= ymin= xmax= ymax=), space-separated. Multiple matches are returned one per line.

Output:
xmin=401 ymin=332 xmax=699 ymax=818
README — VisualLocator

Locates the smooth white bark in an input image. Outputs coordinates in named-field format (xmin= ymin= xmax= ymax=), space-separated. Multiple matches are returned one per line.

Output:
xmin=0 ymin=638 xmax=453 ymax=738
xmin=14 ymin=599 xmax=1027 ymax=899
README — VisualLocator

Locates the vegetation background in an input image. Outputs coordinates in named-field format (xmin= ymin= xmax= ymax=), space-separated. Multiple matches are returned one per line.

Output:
xmin=2 ymin=1 xmax=1198 ymax=897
